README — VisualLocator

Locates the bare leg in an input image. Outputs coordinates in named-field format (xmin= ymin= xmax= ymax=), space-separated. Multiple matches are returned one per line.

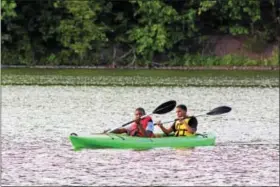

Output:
xmin=111 ymin=128 xmax=127 ymax=134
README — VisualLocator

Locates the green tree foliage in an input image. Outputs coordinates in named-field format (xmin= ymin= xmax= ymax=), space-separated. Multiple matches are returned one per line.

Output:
xmin=55 ymin=0 xmax=107 ymax=57
xmin=128 ymin=0 xmax=177 ymax=60
xmin=1 ymin=0 xmax=278 ymax=66
xmin=1 ymin=0 xmax=17 ymax=44
xmin=1 ymin=0 xmax=17 ymax=20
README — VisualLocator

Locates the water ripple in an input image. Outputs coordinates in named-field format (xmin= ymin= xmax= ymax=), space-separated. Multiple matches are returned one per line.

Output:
xmin=2 ymin=86 xmax=279 ymax=186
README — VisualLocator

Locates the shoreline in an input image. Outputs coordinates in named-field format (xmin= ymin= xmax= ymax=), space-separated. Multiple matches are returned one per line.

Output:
xmin=1 ymin=65 xmax=279 ymax=71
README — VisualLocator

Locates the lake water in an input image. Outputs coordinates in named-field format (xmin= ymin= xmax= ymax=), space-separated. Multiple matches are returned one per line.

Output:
xmin=2 ymin=86 xmax=279 ymax=186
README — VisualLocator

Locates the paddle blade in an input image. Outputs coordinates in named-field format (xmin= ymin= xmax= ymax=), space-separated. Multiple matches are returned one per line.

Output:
xmin=206 ymin=106 xmax=231 ymax=115
xmin=152 ymin=100 xmax=176 ymax=115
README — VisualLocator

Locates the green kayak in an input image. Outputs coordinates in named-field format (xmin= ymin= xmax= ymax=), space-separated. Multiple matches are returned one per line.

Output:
xmin=69 ymin=132 xmax=216 ymax=151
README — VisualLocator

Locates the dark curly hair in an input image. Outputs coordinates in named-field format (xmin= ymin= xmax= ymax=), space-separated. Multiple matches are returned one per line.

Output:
xmin=136 ymin=107 xmax=146 ymax=115
xmin=176 ymin=104 xmax=187 ymax=111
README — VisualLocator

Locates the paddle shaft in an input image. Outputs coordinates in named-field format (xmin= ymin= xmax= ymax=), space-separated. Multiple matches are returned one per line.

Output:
xmin=109 ymin=113 xmax=151 ymax=133
xmin=121 ymin=114 xmax=151 ymax=127
xmin=159 ymin=113 xmax=206 ymax=125
xmin=158 ymin=106 xmax=231 ymax=124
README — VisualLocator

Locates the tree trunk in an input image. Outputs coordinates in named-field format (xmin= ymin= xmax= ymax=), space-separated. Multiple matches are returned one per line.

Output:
xmin=112 ymin=44 xmax=117 ymax=68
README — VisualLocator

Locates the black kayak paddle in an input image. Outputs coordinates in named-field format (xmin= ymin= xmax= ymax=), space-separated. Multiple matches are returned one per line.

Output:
xmin=159 ymin=106 xmax=232 ymax=124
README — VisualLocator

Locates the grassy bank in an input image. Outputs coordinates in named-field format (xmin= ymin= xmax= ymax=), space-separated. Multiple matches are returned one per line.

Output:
xmin=3 ymin=51 xmax=279 ymax=67
xmin=2 ymin=45 xmax=279 ymax=67
xmin=1 ymin=68 xmax=279 ymax=87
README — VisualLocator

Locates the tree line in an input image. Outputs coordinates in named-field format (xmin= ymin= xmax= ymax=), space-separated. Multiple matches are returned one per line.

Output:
xmin=1 ymin=0 xmax=279 ymax=66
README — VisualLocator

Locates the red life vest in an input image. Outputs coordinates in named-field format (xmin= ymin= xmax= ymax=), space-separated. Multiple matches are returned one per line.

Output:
xmin=129 ymin=116 xmax=153 ymax=137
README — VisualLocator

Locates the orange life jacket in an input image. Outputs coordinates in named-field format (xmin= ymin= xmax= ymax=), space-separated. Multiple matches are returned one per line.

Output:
xmin=129 ymin=116 xmax=153 ymax=137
